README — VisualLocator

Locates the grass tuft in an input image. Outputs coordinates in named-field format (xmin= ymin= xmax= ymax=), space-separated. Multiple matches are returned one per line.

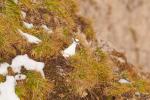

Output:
xmin=68 ymin=49 xmax=112 ymax=96
xmin=16 ymin=71 xmax=54 ymax=100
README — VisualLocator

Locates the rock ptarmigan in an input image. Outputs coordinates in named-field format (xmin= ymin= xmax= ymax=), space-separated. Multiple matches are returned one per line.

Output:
xmin=62 ymin=39 xmax=79 ymax=58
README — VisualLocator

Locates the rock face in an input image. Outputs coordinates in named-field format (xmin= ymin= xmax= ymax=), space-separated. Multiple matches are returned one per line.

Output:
xmin=78 ymin=0 xmax=150 ymax=72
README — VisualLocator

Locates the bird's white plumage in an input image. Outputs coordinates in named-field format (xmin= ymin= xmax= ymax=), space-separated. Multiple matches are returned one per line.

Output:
xmin=18 ymin=29 xmax=41 ymax=44
xmin=118 ymin=79 xmax=130 ymax=84
xmin=23 ymin=21 xmax=33 ymax=29
xmin=41 ymin=25 xmax=53 ymax=34
xmin=11 ymin=54 xmax=45 ymax=78
xmin=0 ymin=76 xmax=20 ymax=100
xmin=0 ymin=62 xmax=10 ymax=76
xmin=62 ymin=39 xmax=79 ymax=58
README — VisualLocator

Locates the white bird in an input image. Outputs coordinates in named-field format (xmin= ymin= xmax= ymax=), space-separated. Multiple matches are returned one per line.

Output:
xmin=118 ymin=79 xmax=130 ymax=84
xmin=0 ymin=76 xmax=20 ymax=100
xmin=62 ymin=38 xmax=79 ymax=58
xmin=13 ymin=0 xmax=18 ymax=4
xmin=23 ymin=21 xmax=33 ymax=29
xmin=18 ymin=29 xmax=42 ymax=44
xmin=21 ymin=11 xmax=26 ymax=19
xmin=15 ymin=74 xmax=26 ymax=81
xmin=41 ymin=25 xmax=53 ymax=34
xmin=11 ymin=54 xmax=45 ymax=78
xmin=0 ymin=62 xmax=10 ymax=76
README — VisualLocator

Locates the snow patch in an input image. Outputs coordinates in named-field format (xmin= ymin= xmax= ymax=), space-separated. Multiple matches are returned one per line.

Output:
xmin=118 ymin=79 xmax=130 ymax=84
xmin=62 ymin=39 xmax=79 ymax=58
xmin=41 ymin=25 xmax=53 ymax=34
xmin=135 ymin=92 xmax=140 ymax=96
xmin=13 ymin=0 xmax=18 ymax=4
xmin=15 ymin=74 xmax=26 ymax=81
xmin=11 ymin=54 xmax=45 ymax=78
xmin=18 ymin=29 xmax=42 ymax=44
xmin=0 ymin=63 xmax=10 ymax=76
xmin=21 ymin=11 xmax=26 ymax=19
xmin=23 ymin=21 xmax=33 ymax=29
xmin=0 ymin=76 xmax=20 ymax=100
xmin=117 ymin=57 xmax=125 ymax=63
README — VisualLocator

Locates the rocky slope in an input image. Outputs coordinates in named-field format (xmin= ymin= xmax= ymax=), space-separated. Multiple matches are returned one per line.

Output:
xmin=0 ymin=0 xmax=150 ymax=100
xmin=78 ymin=0 xmax=150 ymax=72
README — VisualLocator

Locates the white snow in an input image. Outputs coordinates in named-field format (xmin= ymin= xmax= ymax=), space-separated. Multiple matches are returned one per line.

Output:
xmin=135 ymin=92 xmax=140 ymax=96
xmin=41 ymin=25 xmax=53 ymax=34
xmin=15 ymin=74 xmax=26 ymax=81
xmin=13 ymin=0 xmax=18 ymax=4
xmin=0 ymin=76 xmax=20 ymax=100
xmin=11 ymin=54 xmax=45 ymax=78
xmin=0 ymin=63 xmax=10 ymax=76
xmin=18 ymin=29 xmax=42 ymax=44
xmin=117 ymin=57 xmax=125 ymax=63
xmin=23 ymin=21 xmax=33 ymax=29
xmin=118 ymin=79 xmax=130 ymax=84
xmin=62 ymin=39 xmax=79 ymax=58
xmin=21 ymin=11 xmax=26 ymax=19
